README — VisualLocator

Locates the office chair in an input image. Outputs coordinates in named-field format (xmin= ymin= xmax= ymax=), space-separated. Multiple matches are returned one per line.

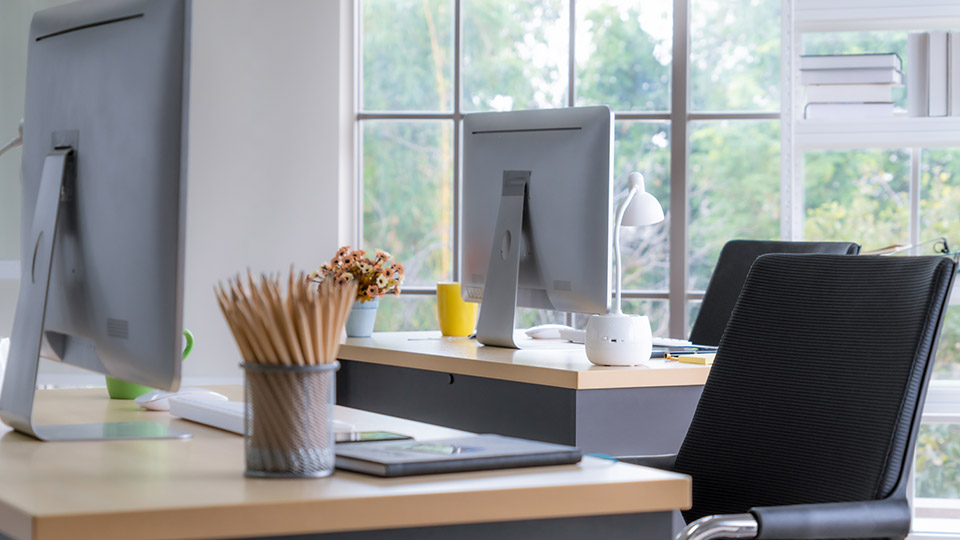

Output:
xmin=689 ymin=240 xmax=861 ymax=347
xmin=625 ymin=254 xmax=956 ymax=540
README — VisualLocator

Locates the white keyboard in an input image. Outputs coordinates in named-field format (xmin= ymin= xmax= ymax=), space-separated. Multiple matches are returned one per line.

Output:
xmin=558 ymin=328 xmax=693 ymax=347
xmin=169 ymin=395 xmax=354 ymax=435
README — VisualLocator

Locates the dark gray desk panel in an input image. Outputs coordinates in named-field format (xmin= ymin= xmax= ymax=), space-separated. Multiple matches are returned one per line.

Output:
xmin=337 ymin=359 xmax=576 ymax=445
xmin=262 ymin=512 xmax=672 ymax=540
xmin=337 ymin=360 xmax=702 ymax=455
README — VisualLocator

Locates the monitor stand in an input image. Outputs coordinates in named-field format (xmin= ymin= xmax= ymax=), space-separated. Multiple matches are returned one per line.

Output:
xmin=476 ymin=171 xmax=529 ymax=349
xmin=0 ymin=147 xmax=191 ymax=441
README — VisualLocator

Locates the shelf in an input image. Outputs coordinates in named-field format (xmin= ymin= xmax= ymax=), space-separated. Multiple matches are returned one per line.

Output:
xmin=795 ymin=116 xmax=960 ymax=149
xmin=796 ymin=0 xmax=960 ymax=32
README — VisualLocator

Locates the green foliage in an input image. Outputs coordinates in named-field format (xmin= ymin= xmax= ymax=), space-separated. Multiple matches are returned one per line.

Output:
xmin=362 ymin=0 xmax=453 ymax=111
xmin=917 ymin=424 xmax=960 ymax=498
xmin=374 ymin=295 xmax=439 ymax=332
xmin=576 ymin=4 xmax=670 ymax=110
xmin=688 ymin=120 xmax=781 ymax=289
xmin=615 ymin=122 xmax=671 ymax=290
xmin=803 ymin=148 xmax=911 ymax=249
xmin=463 ymin=0 xmax=567 ymax=111
xmin=362 ymin=121 xmax=452 ymax=286
xmin=690 ymin=0 xmax=780 ymax=111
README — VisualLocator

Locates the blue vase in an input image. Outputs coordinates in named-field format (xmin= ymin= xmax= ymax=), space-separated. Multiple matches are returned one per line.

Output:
xmin=345 ymin=298 xmax=379 ymax=337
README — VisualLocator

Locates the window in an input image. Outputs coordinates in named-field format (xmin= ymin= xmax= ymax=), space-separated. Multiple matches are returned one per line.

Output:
xmin=357 ymin=0 xmax=781 ymax=334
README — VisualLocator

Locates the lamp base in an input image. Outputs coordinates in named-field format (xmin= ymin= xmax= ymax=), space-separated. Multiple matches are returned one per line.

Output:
xmin=584 ymin=314 xmax=652 ymax=366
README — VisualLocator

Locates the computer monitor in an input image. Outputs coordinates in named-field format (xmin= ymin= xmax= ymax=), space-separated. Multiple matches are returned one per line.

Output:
xmin=0 ymin=0 xmax=191 ymax=441
xmin=461 ymin=106 xmax=613 ymax=348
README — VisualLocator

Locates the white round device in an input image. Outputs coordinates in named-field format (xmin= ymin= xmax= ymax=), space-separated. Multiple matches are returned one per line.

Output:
xmin=584 ymin=314 xmax=653 ymax=366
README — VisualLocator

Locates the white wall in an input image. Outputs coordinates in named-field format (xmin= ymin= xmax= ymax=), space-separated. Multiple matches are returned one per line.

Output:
xmin=0 ymin=0 xmax=355 ymax=381
xmin=183 ymin=0 xmax=353 ymax=379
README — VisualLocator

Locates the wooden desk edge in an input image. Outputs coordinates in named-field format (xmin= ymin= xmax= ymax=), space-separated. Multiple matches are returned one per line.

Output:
xmin=29 ymin=473 xmax=690 ymax=540
xmin=338 ymin=343 xmax=710 ymax=390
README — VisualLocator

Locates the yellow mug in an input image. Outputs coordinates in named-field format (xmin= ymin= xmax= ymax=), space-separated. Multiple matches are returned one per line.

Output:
xmin=437 ymin=282 xmax=479 ymax=337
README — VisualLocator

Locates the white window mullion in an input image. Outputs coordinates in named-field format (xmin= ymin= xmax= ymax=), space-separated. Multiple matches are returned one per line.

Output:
xmin=670 ymin=0 xmax=690 ymax=338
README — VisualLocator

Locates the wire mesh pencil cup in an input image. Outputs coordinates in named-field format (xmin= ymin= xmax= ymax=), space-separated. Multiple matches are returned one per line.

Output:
xmin=242 ymin=361 xmax=339 ymax=478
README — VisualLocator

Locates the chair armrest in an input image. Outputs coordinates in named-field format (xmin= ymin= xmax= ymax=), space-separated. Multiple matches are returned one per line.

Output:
xmin=750 ymin=499 xmax=910 ymax=539
xmin=616 ymin=453 xmax=677 ymax=471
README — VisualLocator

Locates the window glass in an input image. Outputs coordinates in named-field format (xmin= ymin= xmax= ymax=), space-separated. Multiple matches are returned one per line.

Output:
xmin=362 ymin=120 xmax=453 ymax=287
xmin=921 ymin=148 xmax=960 ymax=380
xmin=690 ymin=0 xmax=780 ymax=111
xmin=374 ymin=294 xmax=439 ymax=332
xmin=687 ymin=300 xmax=701 ymax=336
xmin=912 ymin=424 xmax=960 ymax=538
xmin=462 ymin=0 xmax=568 ymax=112
xmin=362 ymin=0 xmax=453 ymax=112
xmin=916 ymin=423 xmax=960 ymax=501
xmin=621 ymin=299 xmax=669 ymax=337
xmin=688 ymin=120 xmax=781 ymax=291
xmin=615 ymin=121 xmax=670 ymax=291
xmin=802 ymin=31 xmax=908 ymax=111
xmin=516 ymin=308 xmax=568 ymax=328
xmin=803 ymin=149 xmax=910 ymax=250
xmin=575 ymin=0 xmax=671 ymax=111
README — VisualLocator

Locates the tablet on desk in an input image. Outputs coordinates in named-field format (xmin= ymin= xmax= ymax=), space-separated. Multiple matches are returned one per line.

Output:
xmin=335 ymin=434 xmax=582 ymax=477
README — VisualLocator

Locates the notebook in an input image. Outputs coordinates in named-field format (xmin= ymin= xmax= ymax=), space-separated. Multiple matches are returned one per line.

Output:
xmin=335 ymin=434 xmax=582 ymax=477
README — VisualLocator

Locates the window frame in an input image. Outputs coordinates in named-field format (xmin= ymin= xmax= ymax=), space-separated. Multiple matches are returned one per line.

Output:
xmin=355 ymin=0 xmax=779 ymax=334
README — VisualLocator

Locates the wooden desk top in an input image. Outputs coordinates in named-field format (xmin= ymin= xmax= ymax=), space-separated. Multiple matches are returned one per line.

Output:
xmin=339 ymin=331 xmax=712 ymax=390
xmin=0 ymin=387 xmax=690 ymax=540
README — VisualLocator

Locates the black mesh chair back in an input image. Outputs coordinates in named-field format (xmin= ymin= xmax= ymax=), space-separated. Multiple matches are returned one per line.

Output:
xmin=689 ymin=240 xmax=861 ymax=347
xmin=674 ymin=254 xmax=955 ymax=526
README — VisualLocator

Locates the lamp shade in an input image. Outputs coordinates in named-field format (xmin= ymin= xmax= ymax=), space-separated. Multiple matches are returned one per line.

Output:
xmin=620 ymin=172 xmax=664 ymax=227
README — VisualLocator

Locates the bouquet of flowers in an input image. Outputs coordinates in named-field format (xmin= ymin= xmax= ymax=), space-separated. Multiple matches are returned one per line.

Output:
xmin=309 ymin=246 xmax=404 ymax=303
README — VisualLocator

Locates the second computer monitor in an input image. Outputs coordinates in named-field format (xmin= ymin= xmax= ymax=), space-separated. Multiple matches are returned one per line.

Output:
xmin=461 ymin=106 xmax=614 ymax=333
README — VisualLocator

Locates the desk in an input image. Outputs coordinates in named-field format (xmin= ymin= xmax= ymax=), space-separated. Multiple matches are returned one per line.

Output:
xmin=0 ymin=387 xmax=690 ymax=540
xmin=337 ymin=332 xmax=711 ymax=456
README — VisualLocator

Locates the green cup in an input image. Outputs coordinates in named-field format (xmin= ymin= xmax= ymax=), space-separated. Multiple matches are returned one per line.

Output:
xmin=105 ymin=329 xmax=194 ymax=399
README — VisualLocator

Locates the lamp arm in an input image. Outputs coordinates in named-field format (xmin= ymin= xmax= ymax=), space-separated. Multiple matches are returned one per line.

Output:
xmin=0 ymin=119 xmax=24 ymax=159
xmin=613 ymin=185 xmax=639 ymax=315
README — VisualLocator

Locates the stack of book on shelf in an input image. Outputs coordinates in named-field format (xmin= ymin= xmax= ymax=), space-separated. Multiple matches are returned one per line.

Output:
xmin=800 ymin=53 xmax=902 ymax=120
xmin=907 ymin=32 xmax=960 ymax=117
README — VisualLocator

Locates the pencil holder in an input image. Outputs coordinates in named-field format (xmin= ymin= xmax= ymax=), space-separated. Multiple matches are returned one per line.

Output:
xmin=242 ymin=361 xmax=339 ymax=478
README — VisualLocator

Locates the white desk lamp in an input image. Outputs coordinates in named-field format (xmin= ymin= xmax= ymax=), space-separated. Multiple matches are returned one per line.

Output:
xmin=585 ymin=172 xmax=664 ymax=366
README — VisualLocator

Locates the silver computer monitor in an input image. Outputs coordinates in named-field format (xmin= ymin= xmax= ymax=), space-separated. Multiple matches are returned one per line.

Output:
xmin=461 ymin=106 xmax=613 ymax=348
xmin=0 ymin=0 xmax=191 ymax=440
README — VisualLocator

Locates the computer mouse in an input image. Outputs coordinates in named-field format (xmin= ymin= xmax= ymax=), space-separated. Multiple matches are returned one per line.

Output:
xmin=524 ymin=324 xmax=576 ymax=340
xmin=135 ymin=388 xmax=229 ymax=412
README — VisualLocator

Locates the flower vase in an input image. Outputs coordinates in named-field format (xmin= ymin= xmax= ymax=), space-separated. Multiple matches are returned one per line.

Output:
xmin=345 ymin=298 xmax=379 ymax=338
